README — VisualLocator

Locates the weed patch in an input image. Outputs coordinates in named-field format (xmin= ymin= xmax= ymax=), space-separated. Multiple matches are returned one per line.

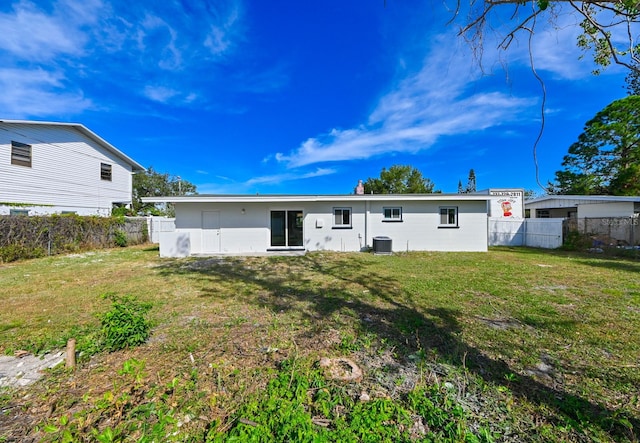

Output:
xmin=99 ymin=293 xmax=152 ymax=352
xmin=207 ymin=358 xmax=494 ymax=442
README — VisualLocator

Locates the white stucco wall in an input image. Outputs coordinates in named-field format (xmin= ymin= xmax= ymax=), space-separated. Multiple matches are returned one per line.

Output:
xmin=171 ymin=199 xmax=488 ymax=255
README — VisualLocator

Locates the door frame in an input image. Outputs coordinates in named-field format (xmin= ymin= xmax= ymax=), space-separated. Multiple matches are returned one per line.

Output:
xmin=201 ymin=211 xmax=221 ymax=253
xmin=268 ymin=209 xmax=305 ymax=250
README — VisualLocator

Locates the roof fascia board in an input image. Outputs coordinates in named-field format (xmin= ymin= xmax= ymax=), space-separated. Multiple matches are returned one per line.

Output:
xmin=142 ymin=194 xmax=492 ymax=204
xmin=526 ymin=195 xmax=640 ymax=204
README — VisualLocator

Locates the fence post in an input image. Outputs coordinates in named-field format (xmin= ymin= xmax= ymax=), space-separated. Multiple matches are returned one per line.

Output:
xmin=66 ymin=338 xmax=76 ymax=369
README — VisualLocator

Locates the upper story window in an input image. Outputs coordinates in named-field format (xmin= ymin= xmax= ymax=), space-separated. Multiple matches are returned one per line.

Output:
xmin=9 ymin=209 xmax=29 ymax=216
xmin=11 ymin=141 xmax=32 ymax=167
xmin=333 ymin=207 xmax=352 ymax=228
xmin=101 ymin=162 xmax=112 ymax=181
xmin=439 ymin=206 xmax=458 ymax=228
xmin=383 ymin=207 xmax=402 ymax=222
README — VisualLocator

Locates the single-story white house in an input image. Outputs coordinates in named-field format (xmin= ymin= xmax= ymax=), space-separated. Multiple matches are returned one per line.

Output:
xmin=0 ymin=120 xmax=144 ymax=216
xmin=525 ymin=195 xmax=640 ymax=219
xmin=142 ymin=194 xmax=492 ymax=257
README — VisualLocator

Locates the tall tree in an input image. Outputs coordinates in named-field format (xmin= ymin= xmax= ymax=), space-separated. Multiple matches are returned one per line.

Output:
xmin=363 ymin=165 xmax=437 ymax=194
xmin=457 ymin=169 xmax=477 ymax=193
xmin=132 ymin=166 xmax=197 ymax=216
xmin=551 ymin=96 xmax=640 ymax=195
xmin=466 ymin=169 xmax=477 ymax=193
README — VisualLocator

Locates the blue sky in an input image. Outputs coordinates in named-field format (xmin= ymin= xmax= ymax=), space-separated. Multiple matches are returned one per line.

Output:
xmin=0 ymin=0 xmax=630 ymax=195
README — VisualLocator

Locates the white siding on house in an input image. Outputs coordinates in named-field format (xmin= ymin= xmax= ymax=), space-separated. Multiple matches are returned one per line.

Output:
xmin=526 ymin=197 xmax=638 ymax=219
xmin=527 ymin=198 xmax=581 ymax=218
xmin=0 ymin=122 xmax=139 ymax=216
xmin=577 ymin=202 xmax=634 ymax=218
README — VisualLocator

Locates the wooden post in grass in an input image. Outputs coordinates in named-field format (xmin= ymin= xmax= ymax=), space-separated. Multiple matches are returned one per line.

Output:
xmin=66 ymin=338 xmax=76 ymax=369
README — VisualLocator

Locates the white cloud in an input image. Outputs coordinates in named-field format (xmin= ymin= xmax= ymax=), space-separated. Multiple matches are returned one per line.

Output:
xmin=139 ymin=14 xmax=183 ymax=70
xmin=0 ymin=0 xmax=248 ymax=118
xmin=0 ymin=68 xmax=92 ymax=117
xmin=245 ymin=168 xmax=336 ymax=186
xmin=197 ymin=168 xmax=336 ymax=193
xmin=274 ymin=36 xmax=534 ymax=168
xmin=143 ymin=85 xmax=179 ymax=103
xmin=204 ymin=4 xmax=241 ymax=57
xmin=524 ymin=12 xmax=593 ymax=80
xmin=0 ymin=0 xmax=96 ymax=61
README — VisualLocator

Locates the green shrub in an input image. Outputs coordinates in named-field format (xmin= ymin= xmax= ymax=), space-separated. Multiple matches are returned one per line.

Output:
xmin=99 ymin=293 xmax=152 ymax=352
xmin=561 ymin=230 xmax=592 ymax=251
xmin=0 ymin=245 xmax=45 ymax=262
xmin=111 ymin=206 xmax=131 ymax=217
xmin=113 ymin=229 xmax=128 ymax=247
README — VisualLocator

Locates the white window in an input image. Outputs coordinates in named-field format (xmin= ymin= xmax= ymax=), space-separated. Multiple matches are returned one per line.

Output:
xmin=333 ymin=207 xmax=352 ymax=228
xmin=11 ymin=141 xmax=31 ymax=167
xmin=383 ymin=207 xmax=402 ymax=221
xmin=439 ymin=206 xmax=458 ymax=227
xmin=9 ymin=209 xmax=29 ymax=216
xmin=101 ymin=163 xmax=112 ymax=181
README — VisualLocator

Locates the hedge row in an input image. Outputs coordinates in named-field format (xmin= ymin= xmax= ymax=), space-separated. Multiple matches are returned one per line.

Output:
xmin=0 ymin=215 xmax=148 ymax=262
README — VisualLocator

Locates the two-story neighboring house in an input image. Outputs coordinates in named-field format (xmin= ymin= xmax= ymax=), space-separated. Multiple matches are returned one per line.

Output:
xmin=0 ymin=120 xmax=144 ymax=216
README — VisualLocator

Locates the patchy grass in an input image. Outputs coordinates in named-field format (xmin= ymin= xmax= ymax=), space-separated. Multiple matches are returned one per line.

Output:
xmin=0 ymin=245 xmax=639 ymax=441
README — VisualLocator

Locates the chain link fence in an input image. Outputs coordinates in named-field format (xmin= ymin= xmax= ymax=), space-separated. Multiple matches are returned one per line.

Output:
xmin=563 ymin=217 xmax=639 ymax=247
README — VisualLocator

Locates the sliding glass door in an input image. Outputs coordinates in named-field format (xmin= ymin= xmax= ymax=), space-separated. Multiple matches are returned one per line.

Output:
xmin=270 ymin=210 xmax=303 ymax=247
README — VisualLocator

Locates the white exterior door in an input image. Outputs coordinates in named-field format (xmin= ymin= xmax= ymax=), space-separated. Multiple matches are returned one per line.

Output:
xmin=202 ymin=211 xmax=221 ymax=253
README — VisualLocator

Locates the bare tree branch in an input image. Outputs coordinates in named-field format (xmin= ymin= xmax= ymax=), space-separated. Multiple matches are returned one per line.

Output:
xmin=568 ymin=0 xmax=640 ymax=70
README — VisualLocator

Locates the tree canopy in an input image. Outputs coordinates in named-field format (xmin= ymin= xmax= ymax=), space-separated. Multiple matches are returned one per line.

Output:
xmin=132 ymin=166 xmax=197 ymax=216
xmin=363 ymin=165 xmax=438 ymax=194
xmin=551 ymin=95 xmax=640 ymax=195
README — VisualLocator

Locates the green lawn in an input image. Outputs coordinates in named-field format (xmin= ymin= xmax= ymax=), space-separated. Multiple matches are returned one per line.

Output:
xmin=0 ymin=246 xmax=638 ymax=442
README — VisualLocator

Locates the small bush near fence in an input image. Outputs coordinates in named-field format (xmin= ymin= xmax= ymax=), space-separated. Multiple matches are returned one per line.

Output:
xmin=563 ymin=217 xmax=640 ymax=259
xmin=0 ymin=215 xmax=148 ymax=263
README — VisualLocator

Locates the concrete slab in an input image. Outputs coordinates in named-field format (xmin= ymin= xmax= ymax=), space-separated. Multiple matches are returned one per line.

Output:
xmin=0 ymin=352 xmax=65 ymax=388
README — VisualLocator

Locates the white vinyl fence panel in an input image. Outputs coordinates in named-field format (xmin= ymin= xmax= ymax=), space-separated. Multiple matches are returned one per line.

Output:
xmin=524 ymin=219 xmax=563 ymax=248
xmin=148 ymin=217 xmax=175 ymax=243
xmin=488 ymin=218 xmax=563 ymax=249
xmin=488 ymin=219 xmax=524 ymax=247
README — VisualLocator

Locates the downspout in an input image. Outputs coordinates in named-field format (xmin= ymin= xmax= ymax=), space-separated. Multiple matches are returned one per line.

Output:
xmin=364 ymin=199 xmax=369 ymax=249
